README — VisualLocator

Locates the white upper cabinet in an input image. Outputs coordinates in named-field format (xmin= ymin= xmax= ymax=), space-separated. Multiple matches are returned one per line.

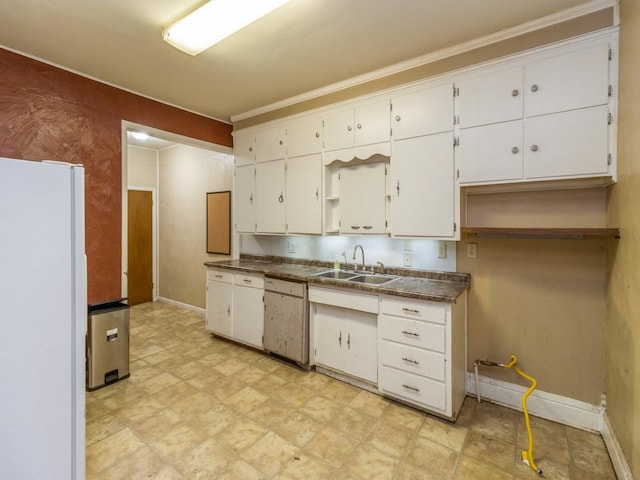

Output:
xmin=456 ymin=67 xmax=524 ymax=128
xmin=525 ymin=43 xmax=610 ymax=118
xmin=234 ymin=133 xmax=255 ymax=166
xmin=255 ymin=160 xmax=286 ymax=233
xmin=286 ymin=153 xmax=322 ymax=234
xmin=255 ymin=127 xmax=286 ymax=163
xmin=324 ymin=98 xmax=391 ymax=152
xmin=286 ymin=116 xmax=323 ymax=157
xmin=340 ymin=162 xmax=387 ymax=235
xmin=233 ymin=165 xmax=255 ymax=233
xmin=392 ymin=83 xmax=454 ymax=140
xmin=391 ymin=132 xmax=455 ymax=238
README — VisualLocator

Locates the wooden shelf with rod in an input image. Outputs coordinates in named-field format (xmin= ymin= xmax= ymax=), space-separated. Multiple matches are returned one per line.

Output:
xmin=461 ymin=227 xmax=620 ymax=239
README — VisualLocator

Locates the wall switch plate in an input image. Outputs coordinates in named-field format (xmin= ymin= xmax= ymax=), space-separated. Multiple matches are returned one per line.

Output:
xmin=438 ymin=242 xmax=447 ymax=258
xmin=403 ymin=252 xmax=412 ymax=267
xmin=403 ymin=240 xmax=412 ymax=252
xmin=288 ymin=242 xmax=296 ymax=254
xmin=467 ymin=243 xmax=477 ymax=258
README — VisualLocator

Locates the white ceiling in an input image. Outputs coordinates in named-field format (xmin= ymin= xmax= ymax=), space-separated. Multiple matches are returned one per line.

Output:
xmin=0 ymin=0 xmax=605 ymax=123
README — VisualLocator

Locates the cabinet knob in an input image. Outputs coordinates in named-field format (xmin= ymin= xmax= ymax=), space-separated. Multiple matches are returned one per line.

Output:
xmin=347 ymin=125 xmax=353 ymax=132
xmin=356 ymin=123 xmax=362 ymax=129
xmin=279 ymin=140 xmax=283 ymax=145
xmin=531 ymin=84 xmax=539 ymax=92
xmin=511 ymin=89 xmax=519 ymax=97
xmin=395 ymin=115 xmax=401 ymax=122
xmin=278 ymin=193 xmax=284 ymax=203
xmin=249 ymin=146 xmax=253 ymax=152
xmin=512 ymin=146 xmax=519 ymax=154
xmin=530 ymin=144 xmax=539 ymax=152
xmin=315 ymin=132 xmax=320 ymax=138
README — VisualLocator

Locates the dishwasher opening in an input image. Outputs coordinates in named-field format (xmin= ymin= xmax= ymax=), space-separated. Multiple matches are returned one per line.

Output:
xmin=263 ymin=277 xmax=309 ymax=367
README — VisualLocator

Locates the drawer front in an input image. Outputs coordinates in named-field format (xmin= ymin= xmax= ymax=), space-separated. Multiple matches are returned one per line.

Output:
xmin=234 ymin=273 xmax=264 ymax=289
xmin=308 ymin=286 xmax=378 ymax=314
xmin=379 ymin=365 xmax=446 ymax=412
xmin=379 ymin=315 xmax=445 ymax=353
xmin=380 ymin=340 xmax=445 ymax=382
xmin=380 ymin=296 xmax=446 ymax=324
xmin=207 ymin=269 xmax=233 ymax=283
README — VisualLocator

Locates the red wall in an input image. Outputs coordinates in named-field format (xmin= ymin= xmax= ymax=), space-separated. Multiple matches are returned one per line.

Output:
xmin=0 ymin=48 xmax=233 ymax=304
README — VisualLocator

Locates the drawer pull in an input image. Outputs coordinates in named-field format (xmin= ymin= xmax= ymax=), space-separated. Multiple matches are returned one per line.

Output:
xmin=401 ymin=330 xmax=420 ymax=337
xmin=214 ymin=274 xmax=223 ymax=278
xmin=402 ymin=384 xmax=420 ymax=392
xmin=402 ymin=307 xmax=420 ymax=314
xmin=243 ymin=279 xmax=252 ymax=284
xmin=401 ymin=357 xmax=420 ymax=365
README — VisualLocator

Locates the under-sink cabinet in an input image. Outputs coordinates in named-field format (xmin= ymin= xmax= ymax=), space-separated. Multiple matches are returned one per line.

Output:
xmin=309 ymin=286 xmax=378 ymax=384
xmin=377 ymin=295 xmax=466 ymax=420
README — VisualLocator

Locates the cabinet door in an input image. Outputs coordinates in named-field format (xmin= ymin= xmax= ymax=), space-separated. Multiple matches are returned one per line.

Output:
xmin=525 ymin=43 xmax=609 ymax=117
xmin=391 ymin=133 xmax=454 ymax=237
xmin=286 ymin=154 xmax=322 ymax=234
xmin=354 ymin=99 xmax=390 ymax=147
xmin=345 ymin=310 xmax=378 ymax=384
xmin=255 ymin=159 xmax=286 ymax=233
xmin=457 ymin=67 xmax=523 ymax=128
xmin=340 ymin=162 xmax=386 ymax=234
xmin=392 ymin=83 xmax=453 ymax=140
xmin=314 ymin=304 xmax=345 ymax=373
xmin=233 ymin=165 xmax=255 ymax=233
xmin=524 ymin=105 xmax=609 ymax=180
xmin=206 ymin=280 xmax=233 ymax=337
xmin=264 ymin=291 xmax=306 ymax=363
xmin=234 ymin=133 xmax=255 ymax=166
xmin=457 ymin=121 xmax=523 ymax=184
xmin=323 ymin=108 xmax=354 ymax=152
xmin=233 ymin=285 xmax=263 ymax=348
xmin=286 ymin=116 xmax=323 ymax=157
xmin=255 ymin=127 xmax=286 ymax=162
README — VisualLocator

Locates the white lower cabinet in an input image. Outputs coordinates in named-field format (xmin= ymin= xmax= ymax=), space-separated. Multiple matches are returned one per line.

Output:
xmin=206 ymin=269 xmax=233 ymax=338
xmin=233 ymin=273 xmax=264 ymax=349
xmin=377 ymin=295 xmax=466 ymax=420
xmin=310 ymin=286 xmax=378 ymax=384
xmin=206 ymin=268 xmax=264 ymax=349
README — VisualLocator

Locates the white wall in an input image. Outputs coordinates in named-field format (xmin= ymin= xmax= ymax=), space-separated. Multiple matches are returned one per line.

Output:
xmin=127 ymin=146 xmax=157 ymax=188
xmin=241 ymin=235 xmax=456 ymax=272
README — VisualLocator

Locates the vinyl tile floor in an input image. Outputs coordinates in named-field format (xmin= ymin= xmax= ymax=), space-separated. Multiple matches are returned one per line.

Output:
xmin=86 ymin=301 xmax=617 ymax=479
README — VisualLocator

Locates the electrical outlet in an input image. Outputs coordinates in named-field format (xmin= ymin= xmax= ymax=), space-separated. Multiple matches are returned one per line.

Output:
xmin=467 ymin=243 xmax=477 ymax=258
xmin=438 ymin=242 xmax=447 ymax=259
xmin=403 ymin=252 xmax=412 ymax=267
xmin=403 ymin=240 xmax=412 ymax=252
xmin=288 ymin=242 xmax=296 ymax=254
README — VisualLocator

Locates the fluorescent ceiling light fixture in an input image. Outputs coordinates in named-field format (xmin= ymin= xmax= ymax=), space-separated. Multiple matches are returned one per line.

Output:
xmin=163 ymin=0 xmax=291 ymax=56
xmin=129 ymin=131 xmax=149 ymax=141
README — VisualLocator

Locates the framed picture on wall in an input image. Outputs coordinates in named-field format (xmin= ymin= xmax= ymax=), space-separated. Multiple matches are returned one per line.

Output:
xmin=206 ymin=191 xmax=231 ymax=255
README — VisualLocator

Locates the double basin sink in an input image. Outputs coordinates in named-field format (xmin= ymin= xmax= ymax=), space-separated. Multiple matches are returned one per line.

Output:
xmin=313 ymin=269 xmax=400 ymax=286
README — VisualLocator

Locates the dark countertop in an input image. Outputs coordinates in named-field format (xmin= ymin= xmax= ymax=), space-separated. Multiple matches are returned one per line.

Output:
xmin=204 ymin=255 xmax=470 ymax=304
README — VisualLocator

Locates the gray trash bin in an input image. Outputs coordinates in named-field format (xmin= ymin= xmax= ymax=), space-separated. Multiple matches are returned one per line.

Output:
xmin=86 ymin=298 xmax=130 ymax=391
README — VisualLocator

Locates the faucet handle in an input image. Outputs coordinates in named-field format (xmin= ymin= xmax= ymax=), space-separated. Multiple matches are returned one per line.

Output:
xmin=376 ymin=261 xmax=385 ymax=274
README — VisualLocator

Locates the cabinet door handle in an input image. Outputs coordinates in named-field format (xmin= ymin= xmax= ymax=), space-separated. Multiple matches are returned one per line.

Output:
xmin=396 ymin=180 xmax=400 ymax=196
xmin=395 ymin=115 xmax=401 ymax=122
xmin=278 ymin=193 xmax=284 ymax=203
xmin=279 ymin=140 xmax=283 ymax=145
xmin=315 ymin=188 xmax=319 ymax=200
xmin=512 ymin=147 xmax=519 ymax=154
xmin=511 ymin=89 xmax=519 ymax=97
xmin=347 ymin=125 xmax=353 ymax=132
xmin=249 ymin=193 xmax=253 ymax=204
xmin=249 ymin=146 xmax=253 ymax=152
xmin=338 ymin=331 xmax=342 ymax=346
xmin=347 ymin=333 xmax=351 ymax=350
xmin=402 ymin=384 xmax=420 ymax=392
xmin=243 ymin=279 xmax=252 ymax=284
xmin=227 ymin=305 xmax=231 ymax=315
xmin=315 ymin=132 xmax=320 ymax=138
xmin=402 ymin=307 xmax=420 ymax=314
xmin=530 ymin=144 xmax=539 ymax=152
xmin=401 ymin=330 xmax=420 ymax=337
xmin=531 ymin=84 xmax=539 ymax=92
xmin=363 ymin=225 xmax=373 ymax=230
xmin=356 ymin=123 xmax=362 ymax=130
xmin=402 ymin=357 xmax=420 ymax=365
xmin=350 ymin=226 xmax=361 ymax=230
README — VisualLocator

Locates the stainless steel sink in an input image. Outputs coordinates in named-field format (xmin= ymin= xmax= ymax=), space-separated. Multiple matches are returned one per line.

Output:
xmin=314 ymin=270 xmax=358 ymax=280
xmin=347 ymin=274 xmax=399 ymax=285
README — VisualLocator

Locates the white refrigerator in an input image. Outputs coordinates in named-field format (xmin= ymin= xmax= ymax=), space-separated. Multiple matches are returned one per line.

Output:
xmin=0 ymin=157 xmax=86 ymax=479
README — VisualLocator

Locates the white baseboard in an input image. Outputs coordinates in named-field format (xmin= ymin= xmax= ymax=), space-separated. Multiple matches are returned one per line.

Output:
xmin=466 ymin=372 xmax=604 ymax=432
xmin=602 ymin=412 xmax=634 ymax=480
xmin=157 ymin=297 xmax=205 ymax=314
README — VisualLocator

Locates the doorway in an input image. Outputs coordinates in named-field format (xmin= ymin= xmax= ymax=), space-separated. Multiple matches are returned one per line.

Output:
xmin=127 ymin=189 xmax=154 ymax=305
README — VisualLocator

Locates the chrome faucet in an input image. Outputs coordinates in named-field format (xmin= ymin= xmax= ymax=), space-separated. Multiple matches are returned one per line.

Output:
xmin=352 ymin=244 xmax=365 ymax=270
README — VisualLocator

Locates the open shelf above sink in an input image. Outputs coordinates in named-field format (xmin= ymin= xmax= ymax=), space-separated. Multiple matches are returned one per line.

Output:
xmin=461 ymin=227 xmax=620 ymax=239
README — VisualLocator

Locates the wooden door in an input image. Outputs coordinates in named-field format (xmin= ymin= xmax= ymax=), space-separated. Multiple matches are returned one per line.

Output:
xmin=127 ymin=190 xmax=153 ymax=305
